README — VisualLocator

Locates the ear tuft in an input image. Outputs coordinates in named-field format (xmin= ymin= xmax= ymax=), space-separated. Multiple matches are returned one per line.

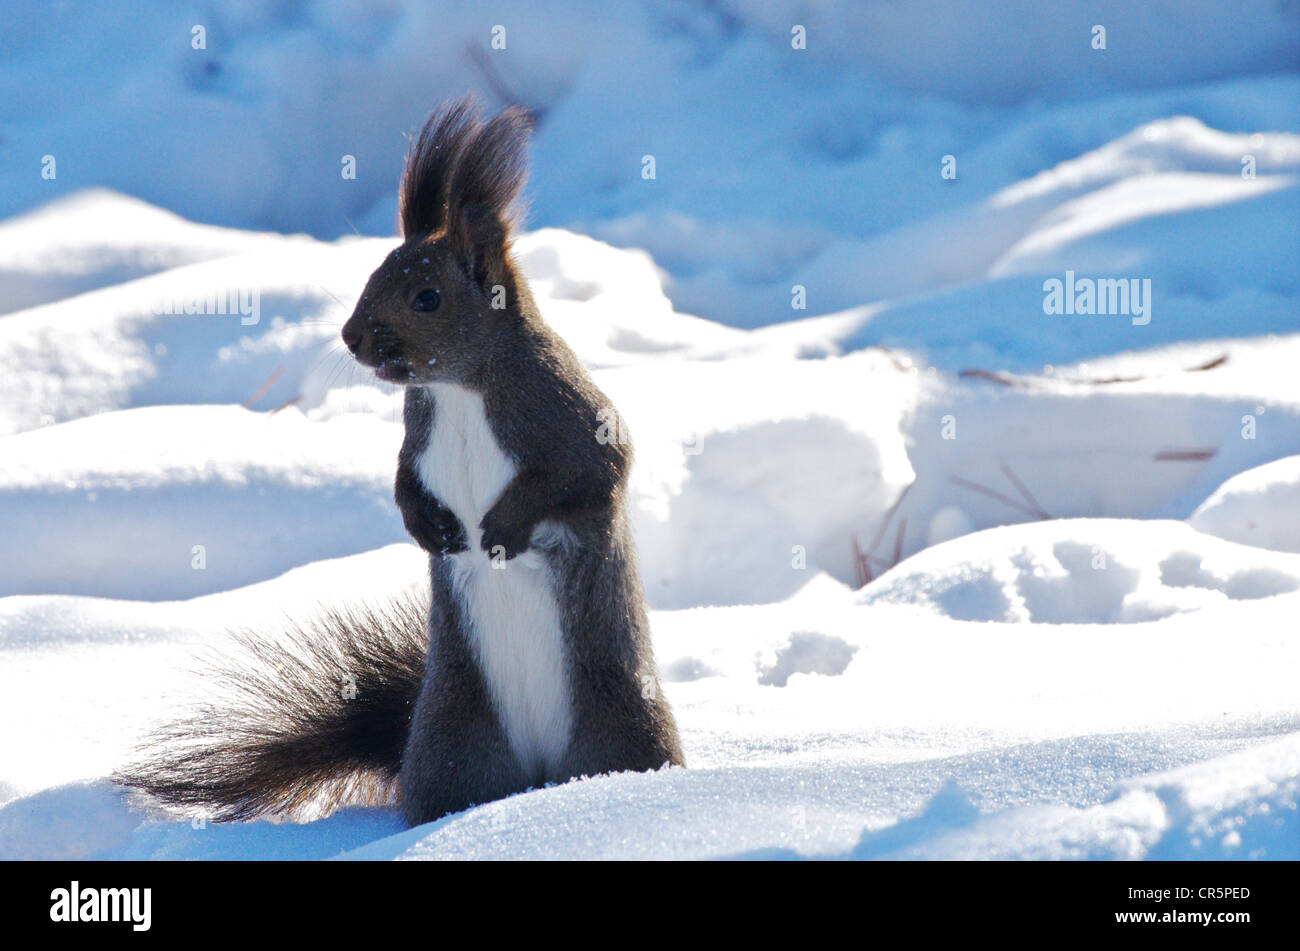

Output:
xmin=447 ymin=106 xmax=534 ymax=246
xmin=398 ymin=98 xmax=480 ymax=240
xmin=445 ymin=105 xmax=534 ymax=291
xmin=399 ymin=98 xmax=535 ymax=295
xmin=399 ymin=99 xmax=535 ymax=291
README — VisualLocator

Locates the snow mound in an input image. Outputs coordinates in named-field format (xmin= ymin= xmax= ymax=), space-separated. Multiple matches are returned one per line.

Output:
xmin=757 ymin=631 xmax=858 ymax=687
xmin=859 ymin=518 xmax=1300 ymax=623
xmin=1189 ymin=455 xmax=1300 ymax=554
xmin=0 ymin=189 xmax=291 ymax=316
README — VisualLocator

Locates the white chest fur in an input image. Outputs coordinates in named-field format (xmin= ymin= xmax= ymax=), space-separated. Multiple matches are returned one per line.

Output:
xmin=416 ymin=382 xmax=573 ymax=782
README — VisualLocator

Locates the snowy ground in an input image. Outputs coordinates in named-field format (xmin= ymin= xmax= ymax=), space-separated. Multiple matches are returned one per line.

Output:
xmin=0 ymin=2 xmax=1297 ymax=859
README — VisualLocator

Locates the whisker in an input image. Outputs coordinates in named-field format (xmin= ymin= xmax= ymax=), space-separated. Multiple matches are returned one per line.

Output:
xmin=307 ymin=282 xmax=350 ymax=310
xmin=304 ymin=342 xmax=346 ymax=381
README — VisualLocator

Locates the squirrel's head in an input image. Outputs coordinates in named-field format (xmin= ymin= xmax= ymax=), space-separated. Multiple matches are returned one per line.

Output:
xmin=342 ymin=99 xmax=534 ymax=385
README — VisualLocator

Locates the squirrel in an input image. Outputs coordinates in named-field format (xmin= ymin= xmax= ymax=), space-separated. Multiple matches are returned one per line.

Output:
xmin=117 ymin=99 xmax=684 ymax=826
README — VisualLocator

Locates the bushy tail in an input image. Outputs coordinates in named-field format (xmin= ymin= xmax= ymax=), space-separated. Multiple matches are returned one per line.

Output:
xmin=115 ymin=595 xmax=427 ymax=821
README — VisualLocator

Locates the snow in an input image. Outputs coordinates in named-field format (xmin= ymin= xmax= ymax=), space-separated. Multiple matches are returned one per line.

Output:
xmin=0 ymin=1 xmax=1297 ymax=860
xmin=859 ymin=518 xmax=1300 ymax=623
xmin=1189 ymin=455 xmax=1300 ymax=554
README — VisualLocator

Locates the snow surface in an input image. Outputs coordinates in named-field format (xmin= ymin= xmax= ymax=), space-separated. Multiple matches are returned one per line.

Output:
xmin=0 ymin=2 xmax=1297 ymax=860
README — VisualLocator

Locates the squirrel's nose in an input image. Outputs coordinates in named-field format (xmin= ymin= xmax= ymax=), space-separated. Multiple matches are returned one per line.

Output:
xmin=341 ymin=324 xmax=362 ymax=353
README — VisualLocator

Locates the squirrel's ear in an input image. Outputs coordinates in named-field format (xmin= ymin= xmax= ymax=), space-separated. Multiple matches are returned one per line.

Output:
xmin=446 ymin=107 xmax=534 ymax=293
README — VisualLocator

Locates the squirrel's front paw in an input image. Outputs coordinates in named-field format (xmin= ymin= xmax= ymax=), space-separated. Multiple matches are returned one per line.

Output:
xmin=403 ymin=503 xmax=468 ymax=557
xmin=479 ymin=509 xmax=533 ymax=560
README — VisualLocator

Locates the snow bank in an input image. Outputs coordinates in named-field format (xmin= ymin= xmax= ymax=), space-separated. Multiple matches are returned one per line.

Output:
xmin=0 ymin=404 xmax=405 ymax=599
xmin=10 ymin=195 xmax=1294 ymax=606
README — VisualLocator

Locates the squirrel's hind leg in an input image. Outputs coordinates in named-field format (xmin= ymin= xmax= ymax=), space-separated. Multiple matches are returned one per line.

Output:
xmin=398 ymin=561 xmax=527 ymax=825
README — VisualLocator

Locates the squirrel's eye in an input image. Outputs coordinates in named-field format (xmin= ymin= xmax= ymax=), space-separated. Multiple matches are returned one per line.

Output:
xmin=411 ymin=289 xmax=442 ymax=312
